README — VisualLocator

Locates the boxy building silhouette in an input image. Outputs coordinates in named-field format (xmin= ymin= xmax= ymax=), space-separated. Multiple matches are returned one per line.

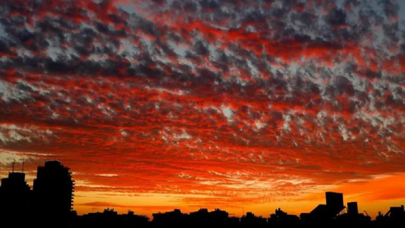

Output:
xmin=0 ymin=172 xmax=31 ymax=227
xmin=347 ymin=202 xmax=359 ymax=215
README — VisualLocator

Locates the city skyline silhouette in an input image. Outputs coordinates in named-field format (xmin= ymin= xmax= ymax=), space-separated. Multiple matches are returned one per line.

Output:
xmin=0 ymin=160 xmax=404 ymax=227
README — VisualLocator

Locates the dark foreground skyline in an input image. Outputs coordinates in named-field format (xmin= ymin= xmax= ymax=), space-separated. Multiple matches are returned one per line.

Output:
xmin=1 ymin=0 xmax=405 ymax=218
xmin=0 ymin=161 xmax=404 ymax=228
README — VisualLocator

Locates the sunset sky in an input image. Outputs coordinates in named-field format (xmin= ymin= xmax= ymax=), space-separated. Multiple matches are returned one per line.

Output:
xmin=1 ymin=0 xmax=405 ymax=219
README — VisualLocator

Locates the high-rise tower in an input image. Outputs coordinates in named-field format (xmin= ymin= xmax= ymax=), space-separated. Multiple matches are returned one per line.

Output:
xmin=32 ymin=160 xmax=74 ymax=227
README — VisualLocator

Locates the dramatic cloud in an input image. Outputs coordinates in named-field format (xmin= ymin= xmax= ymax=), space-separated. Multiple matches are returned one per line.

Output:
xmin=0 ymin=0 xmax=404 ymax=217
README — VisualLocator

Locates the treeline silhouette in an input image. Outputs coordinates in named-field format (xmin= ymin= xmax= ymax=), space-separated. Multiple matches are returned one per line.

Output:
xmin=0 ymin=161 xmax=404 ymax=228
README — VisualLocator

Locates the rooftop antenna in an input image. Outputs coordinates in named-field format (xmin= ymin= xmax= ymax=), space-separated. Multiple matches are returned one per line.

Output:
xmin=22 ymin=159 xmax=25 ymax=173
xmin=11 ymin=161 xmax=15 ymax=173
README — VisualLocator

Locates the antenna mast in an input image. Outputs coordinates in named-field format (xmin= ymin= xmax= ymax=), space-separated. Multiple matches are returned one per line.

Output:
xmin=22 ymin=159 xmax=25 ymax=172
xmin=11 ymin=161 xmax=15 ymax=173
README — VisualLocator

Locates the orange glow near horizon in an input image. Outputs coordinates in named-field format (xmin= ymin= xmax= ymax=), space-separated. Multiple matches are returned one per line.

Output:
xmin=70 ymin=173 xmax=405 ymax=219
xmin=14 ymin=170 xmax=405 ymax=219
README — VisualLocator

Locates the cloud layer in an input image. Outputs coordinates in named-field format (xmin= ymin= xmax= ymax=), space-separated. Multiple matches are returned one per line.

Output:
xmin=0 ymin=0 xmax=405 ymax=216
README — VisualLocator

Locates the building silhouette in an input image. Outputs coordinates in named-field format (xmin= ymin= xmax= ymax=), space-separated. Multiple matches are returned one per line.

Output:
xmin=326 ymin=192 xmax=345 ymax=213
xmin=240 ymin=212 xmax=267 ymax=226
xmin=338 ymin=201 xmax=371 ymax=225
xmin=188 ymin=208 xmax=229 ymax=225
xmin=152 ymin=208 xmax=233 ymax=227
xmin=209 ymin=208 xmax=229 ymax=224
xmin=300 ymin=192 xmax=345 ymax=224
xmin=188 ymin=208 xmax=210 ymax=224
xmin=152 ymin=208 xmax=187 ymax=226
xmin=269 ymin=208 xmax=300 ymax=227
xmin=75 ymin=208 xmax=149 ymax=228
xmin=0 ymin=171 xmax=31 ymax=227
xmin=347 ymin=202 xmax=359 ymax=215
xmin=376 ymin=205 xmax=405 ymax=225
xmin=32 ymin=160 xmax=75 ymax=228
